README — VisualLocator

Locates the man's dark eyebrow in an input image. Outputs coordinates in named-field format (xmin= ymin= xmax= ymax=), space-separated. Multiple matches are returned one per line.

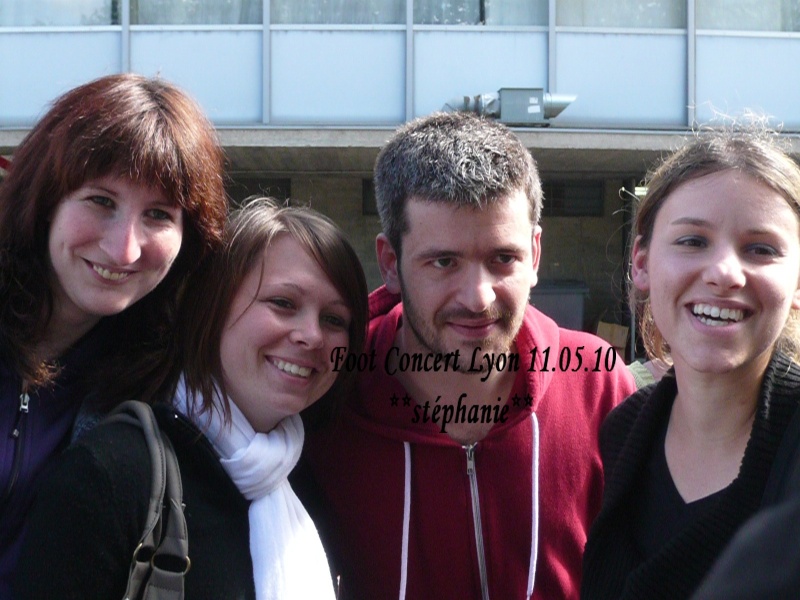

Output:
xmin=415 ymin=248 xmax=461 ymax=261
xmin=415 ymin=244 xmax=526 ymax=261
xmin=494 ymin=245 xmax=526 ymax=255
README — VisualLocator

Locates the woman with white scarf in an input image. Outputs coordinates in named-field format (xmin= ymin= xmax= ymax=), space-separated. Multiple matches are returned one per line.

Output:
xmin=15 ymin=198 xmax=368 ymax=600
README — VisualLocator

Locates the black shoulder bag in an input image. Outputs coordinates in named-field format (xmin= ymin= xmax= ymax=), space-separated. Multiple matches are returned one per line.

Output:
xmin=103 ymin=401 xmax=190 ymax=600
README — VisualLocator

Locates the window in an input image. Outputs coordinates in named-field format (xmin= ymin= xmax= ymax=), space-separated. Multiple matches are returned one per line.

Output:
xmin=697 ymin=0 xmax=800 ymax=32
xmin=415 ymin=0 xmax=547 ymax=25
xmin=542 ymin=181 xmax=605 ymax=217
xmin=271 ymin=0 xmax=404 ymax=25
xmin=556 ymin=0 xmax=685 ymax=28
xmin=0 ymin=0 xmax=117 ymax=26
xmin=132 ymin=0 xmax=261 ymax=25
xmin=362 ymin=179 xmax=378 ymax=216
xmin=270 ymin=0 xmax=546 ymax=25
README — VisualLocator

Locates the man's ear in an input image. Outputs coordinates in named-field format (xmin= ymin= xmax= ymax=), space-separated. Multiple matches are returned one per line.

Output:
xmin=530 ymin=225 xmax=542 ymax=289
xmin=631 ymin=236 xmax=650 ymax=292
xmin=376 ymin=233 xmax=402 ymax=294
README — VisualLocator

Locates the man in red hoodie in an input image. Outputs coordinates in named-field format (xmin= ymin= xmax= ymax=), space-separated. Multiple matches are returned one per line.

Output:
xmin=298 ymin=111 xmax=636 ymax=599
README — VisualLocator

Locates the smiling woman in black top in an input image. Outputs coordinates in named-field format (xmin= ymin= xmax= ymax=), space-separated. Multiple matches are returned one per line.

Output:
xmin=581 ymin=127 xmax=800 ymax=599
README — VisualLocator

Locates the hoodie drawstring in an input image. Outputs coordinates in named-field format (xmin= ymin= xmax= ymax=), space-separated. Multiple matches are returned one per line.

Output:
xmin=399 ymin=441 xmax=411 ymax=600
xmin=397 ymin=416 xmax=539 ymax=599
xmin=527 ymin=413 xmax=540 ymax=596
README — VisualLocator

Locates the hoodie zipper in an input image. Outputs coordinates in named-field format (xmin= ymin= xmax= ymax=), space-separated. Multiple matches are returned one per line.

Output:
xmin=1 ymin=391 xmax=30 ymax=506
xmin=465 ymin=443 xmax=490 ymax=600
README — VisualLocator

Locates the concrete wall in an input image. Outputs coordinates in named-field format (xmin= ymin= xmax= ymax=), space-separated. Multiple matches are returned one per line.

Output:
xmin=538 ymin=180 xmax=630 ymax=330
xmin=291 ymin=176 xmax=385 ymax=291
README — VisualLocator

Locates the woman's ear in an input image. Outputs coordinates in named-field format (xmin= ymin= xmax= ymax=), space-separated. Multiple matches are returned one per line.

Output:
xmin=792 ymin=284 xmax=800 ymax=311
xmin=631 ymin=236 xmax=650 ymax=292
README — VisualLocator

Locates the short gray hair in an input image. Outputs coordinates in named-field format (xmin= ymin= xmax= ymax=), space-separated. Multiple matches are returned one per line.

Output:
xmin=374 ymin=111 xmax=542 ymax=258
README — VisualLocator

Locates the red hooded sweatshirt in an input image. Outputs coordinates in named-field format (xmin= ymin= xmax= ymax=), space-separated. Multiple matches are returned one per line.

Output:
xmin=301 ymin=287 xmax=636 ymax=599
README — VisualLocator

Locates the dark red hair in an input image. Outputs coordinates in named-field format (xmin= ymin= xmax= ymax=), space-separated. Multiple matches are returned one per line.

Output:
xmin=0 ymin=73 xmax=228 ymax=398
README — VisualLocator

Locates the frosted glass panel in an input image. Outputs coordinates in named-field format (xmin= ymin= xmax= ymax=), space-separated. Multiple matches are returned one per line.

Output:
xmin=131 ymin=30 xmax=261 ymax=123
xmin=0 ymin=32 xmax=120 ymax=125
xmin=696 ymin=35 xmax=800 ymax=129
xmin=555 ymin=32 xmax=686 ymax=126
xmin=414 ymin=31 xmax=548 ymax=117
xmin=271 ymin=31 xmax=405 ymax=124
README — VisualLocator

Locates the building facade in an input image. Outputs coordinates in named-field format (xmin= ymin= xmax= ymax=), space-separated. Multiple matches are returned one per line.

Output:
xmin=2 ymin=0 xmax=800 ymax=349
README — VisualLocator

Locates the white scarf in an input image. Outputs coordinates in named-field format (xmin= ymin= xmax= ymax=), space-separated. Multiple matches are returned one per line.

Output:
xmin=174 ymin=379 xmax=336 ymax=600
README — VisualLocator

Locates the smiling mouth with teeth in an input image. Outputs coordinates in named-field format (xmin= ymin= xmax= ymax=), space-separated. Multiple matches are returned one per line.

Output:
xmin=92 ymin=264 xmax=131 ymax=281
xmin=691 ymin=303 xmax=746 ymax=327
xmin=272 ymin=358 xmax=313 ymax=378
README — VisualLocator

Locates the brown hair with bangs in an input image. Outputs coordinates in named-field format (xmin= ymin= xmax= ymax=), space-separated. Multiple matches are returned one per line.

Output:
xmin=0 ymin=73 xmax=228 ymax=400
xmin=179 ymin=197 xmax=368 ymax=425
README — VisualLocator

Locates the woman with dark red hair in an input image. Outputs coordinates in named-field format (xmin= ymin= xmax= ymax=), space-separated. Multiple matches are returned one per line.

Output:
xmin=0 ymin=73 xmax=228 ymax=595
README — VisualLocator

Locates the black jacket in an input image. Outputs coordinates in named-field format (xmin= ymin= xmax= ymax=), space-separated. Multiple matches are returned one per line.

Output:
xmin=0 ymin=324 xmax=111 ymax=599
xmin=692 ymin=375 xmax=800 ymax=599
xmin=581 ymin=352 xmax=800 ymax=600
xmin=14 ymin=403 xmax=255 ymax=600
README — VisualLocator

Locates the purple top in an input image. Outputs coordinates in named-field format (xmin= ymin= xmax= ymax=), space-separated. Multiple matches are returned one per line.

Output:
xmin=0 ymin=327 xmax=107 ymax=599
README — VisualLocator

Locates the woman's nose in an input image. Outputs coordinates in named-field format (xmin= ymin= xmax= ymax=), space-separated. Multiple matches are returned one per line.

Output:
xmin=99 ymin=217 xmax=143 ymax=265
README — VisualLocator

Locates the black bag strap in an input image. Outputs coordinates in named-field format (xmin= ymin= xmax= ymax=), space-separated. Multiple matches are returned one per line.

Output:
xmin=103 ymin=401 xmax=190 ymax=600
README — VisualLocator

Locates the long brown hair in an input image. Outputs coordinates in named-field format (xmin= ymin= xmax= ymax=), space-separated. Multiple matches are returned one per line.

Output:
xmin=0 ymin=73 xmax=228 ymax=400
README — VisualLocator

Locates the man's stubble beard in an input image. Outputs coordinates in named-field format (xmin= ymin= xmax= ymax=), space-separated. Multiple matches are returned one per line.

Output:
xmin=398 ymin=269 xmax=524 ymax=372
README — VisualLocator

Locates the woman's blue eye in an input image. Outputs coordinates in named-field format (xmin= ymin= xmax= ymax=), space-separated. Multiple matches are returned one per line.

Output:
xmin=323 ymin=314 xmax=348 ymax=329
xmin=89 ymin=195 xmax=114 ymax=207
xmin=268 ymin=298 xmax=293 ymax=309
xmin=748 ymin=244 xmax=779 ymax=257
xmin=675 ymin=236 xmax=706 ymax=248
xmin=147 ymin=208 xmax=173 ymax=221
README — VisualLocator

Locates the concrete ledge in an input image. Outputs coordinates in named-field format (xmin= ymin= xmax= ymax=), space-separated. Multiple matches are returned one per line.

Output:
xmin=5 ymin=127 xmax=800 ymax=178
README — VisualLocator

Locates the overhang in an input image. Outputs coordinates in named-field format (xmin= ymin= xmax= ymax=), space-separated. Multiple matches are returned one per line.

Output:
xmin=4 ymin=127 xmax=800 ymax=180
